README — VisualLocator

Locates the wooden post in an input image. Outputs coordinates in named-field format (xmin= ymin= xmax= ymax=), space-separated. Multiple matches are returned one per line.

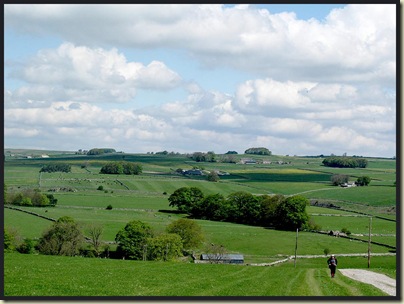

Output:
xmin=294 ymin=228 xmax=298 ymax=268
xmin=368 ymin=217 xmax=372 ymax=268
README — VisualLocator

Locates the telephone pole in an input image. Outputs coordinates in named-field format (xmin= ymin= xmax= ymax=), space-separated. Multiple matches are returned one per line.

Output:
xmin=368 ymin=217 xmax=372 ymax=268
xmin=294 ymin=228 xmax=298 ymax=268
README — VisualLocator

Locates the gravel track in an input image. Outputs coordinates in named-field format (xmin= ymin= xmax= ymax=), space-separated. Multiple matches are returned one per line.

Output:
xmin=339 ymin=269 xmax=396 ymax=296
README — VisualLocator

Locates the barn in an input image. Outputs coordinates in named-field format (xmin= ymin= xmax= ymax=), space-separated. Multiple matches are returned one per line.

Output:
xmin=200 ymin=254 xmax=244 ymax=264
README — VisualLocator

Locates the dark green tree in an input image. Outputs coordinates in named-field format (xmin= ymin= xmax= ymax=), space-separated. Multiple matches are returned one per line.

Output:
xmin=191 ymin=193 xmax=227 ymax=220
xmin=115 ymin=220 xmax=154 ymax=260
xmin=259 ymin=194 xmax=285 ymax=227
xmin=273 ymin=195 xmax=309 ymax=231
xmin=227 ymin=191 xmax=260 ymax=225
xmin=168 ymin=187 xmax=204 ymax=213
xmin=166 ymin=218 xmax=205 ymax=250
xmin=356 ymin=176 xmax=371 ymax=186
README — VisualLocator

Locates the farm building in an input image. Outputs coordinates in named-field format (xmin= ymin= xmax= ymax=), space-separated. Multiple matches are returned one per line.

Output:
xmin=200 ymin=254 xmax=244 ymax=264
xmin=183 ymin=169 xmax=203 ymax=175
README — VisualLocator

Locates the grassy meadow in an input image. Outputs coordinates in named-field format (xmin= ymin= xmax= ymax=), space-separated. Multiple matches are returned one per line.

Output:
xmin=3 ymin=149 xmax=397 ymax=297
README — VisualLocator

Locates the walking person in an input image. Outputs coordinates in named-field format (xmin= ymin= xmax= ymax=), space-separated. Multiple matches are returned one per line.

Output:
xmin=327 ymin=254 xmax=338 ymax=278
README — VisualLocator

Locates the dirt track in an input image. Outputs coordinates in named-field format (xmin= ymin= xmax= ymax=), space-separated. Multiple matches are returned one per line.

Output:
xmin=339 ymin=269 xmax=396 ymax=296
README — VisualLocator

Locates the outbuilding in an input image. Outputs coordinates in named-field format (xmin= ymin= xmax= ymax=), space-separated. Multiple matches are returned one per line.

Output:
xmin=200 ymin=253 xmax=244 ymax=264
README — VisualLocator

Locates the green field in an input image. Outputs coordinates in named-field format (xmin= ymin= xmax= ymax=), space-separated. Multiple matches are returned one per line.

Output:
xmin=4 ymin=253 xmax=395 ymax=297
xmin=3 ymin=150 xmax=397 ymax=297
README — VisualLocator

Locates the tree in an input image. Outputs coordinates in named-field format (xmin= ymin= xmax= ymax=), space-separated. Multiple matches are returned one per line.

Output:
xmin=259 ymin=194 xmax=284 ymax=227
xmin=191 ymin=193 xmax=227 ymax=220
xmin=147 ymin=233 xmax=183 ymax=261
xmin=86 ymin=223 xmax=104 ymax=257
xmin=331 ymin=174 xmax=349 ymax=186
xmin=226 ymin=191 xmax=260 ymax=225
xmin=37 ymin=216 xmax=84 ymax=256
xmin=168 ymin=187 xmax=204 ymax=213
xmin=166 ymin=218 xmax=205 ymax=250
xmin=115 ymin=220 xmax=154 ymax=260
xmin=356 ymin=176 xmax=371 ymax=186
xmin=207 ymin=171 xmax=220 ymax=182
xmin=204 ymin=243 xmax=228 ymax=264
xmin=273 ymin=195 xmax=309 ymax=231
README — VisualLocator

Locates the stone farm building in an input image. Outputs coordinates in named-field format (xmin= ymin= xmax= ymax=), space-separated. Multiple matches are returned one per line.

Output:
xmin=199 ymin=254 xmax=244 ymax=264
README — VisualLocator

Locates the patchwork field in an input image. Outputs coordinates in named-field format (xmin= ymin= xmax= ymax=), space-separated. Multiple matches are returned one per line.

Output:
xmin=3 ymin=150 xmax=397 ymax=297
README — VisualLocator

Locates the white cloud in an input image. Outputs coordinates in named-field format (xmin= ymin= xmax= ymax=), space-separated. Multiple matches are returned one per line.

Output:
xmin=5 ymin=4 xmax=395 ymax=85
xmin=6 ymin=43 xmax=182 ymax=106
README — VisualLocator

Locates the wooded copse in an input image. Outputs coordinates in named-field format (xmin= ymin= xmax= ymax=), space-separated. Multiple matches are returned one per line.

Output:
xmin=100 ymin=161 xmax=142 ymax=175
xmin=244 ymin=147 xmax=272 ymax=155
xmin=87 ymin=148 xmax=116 ymax=155
xmin=168 ymin=187 xmax=313 ymax=231
xmin=5 ymin=187 xmax=57 ymax=207
xmin=40 ymin=163 xmax=71 ymax=173
xmin=322 ymin=156 xmax=368 ymax=168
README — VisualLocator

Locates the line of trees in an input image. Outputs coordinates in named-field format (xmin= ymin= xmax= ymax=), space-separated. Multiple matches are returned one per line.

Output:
xmin=87 ymin=148 xmax=116 ymax=155
xmin=100 ymin=161 xmax=142 ymax=175
xmin=322 ymin=156 xmax=368 ymax=168
xmin=188 ymin=151 xmax=216 ymax=162
xmin=40 ymin=163 xmax=71 ymax=173
xmin=5 ymin=188 xmax=57 ymax=207
xmin=168 ymin=187 xmax=315 ymax=231
xmin=5 ymin=216 xmax=205 ymax=261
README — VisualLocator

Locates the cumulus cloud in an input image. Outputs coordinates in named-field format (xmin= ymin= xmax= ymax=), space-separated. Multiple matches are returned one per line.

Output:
xmin=4 ymin=4 xmax=396 ymax=157
xmin=5 ymin=4 xmax=395 ymax=84
xmin=6 ymin=43 xmax=182 ymax=106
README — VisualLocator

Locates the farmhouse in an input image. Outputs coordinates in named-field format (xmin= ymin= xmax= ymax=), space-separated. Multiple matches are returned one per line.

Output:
xmin=238 ymin=158 xmax=256 ymax=165
xmin=341 ymin=182 xmax=356 ymax=188
xmin=199 ymin=254 xmax=244 ymax=264
xmin=183 ymin=169 xmax=203 ymax=176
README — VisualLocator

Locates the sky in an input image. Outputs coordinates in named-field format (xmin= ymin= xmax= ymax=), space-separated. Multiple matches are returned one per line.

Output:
xmin=4 ymin=3 xmax=397 ymax=157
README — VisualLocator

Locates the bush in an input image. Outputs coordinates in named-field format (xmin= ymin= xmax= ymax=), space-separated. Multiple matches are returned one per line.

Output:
xmin=166 ymin=218 xmax=205 ymax=250
xmin=324 ymin=248 xmax=330 ymax=256
xmin=17 ymin=238 xmax=35 ymax=254
xmin=115 ymin=220 xmax=154 ymax=260
xmin=106 ymin=204 xmax=113 ymax=210
xmin=37 ymin=216 xmax=84 ymax=256
xmin=97 ymin=185 xmax=104 ymax=191
xmin=341 ymin=227 xmax=351 ymax=235
xmin=356 ymin=176 xmax=371 ymax=186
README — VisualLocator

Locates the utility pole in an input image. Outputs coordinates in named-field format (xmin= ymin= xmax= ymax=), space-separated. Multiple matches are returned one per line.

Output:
xmin=294 ymin=228 xmax=298 ymax=268
xmin=368 ymin=217 xmax=372 ymax=268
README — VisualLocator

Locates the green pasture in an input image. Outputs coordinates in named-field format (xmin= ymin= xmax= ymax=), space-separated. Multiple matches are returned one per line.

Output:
xmin=309 ymin=215 xmax=396 ymax=235
xmin=303 ymin=186 xmax=396 ymax=206
xmin=4 ymin=253 xmax=394 ymax=297
xmin=6 ymin=204 xmax=394 ymax=264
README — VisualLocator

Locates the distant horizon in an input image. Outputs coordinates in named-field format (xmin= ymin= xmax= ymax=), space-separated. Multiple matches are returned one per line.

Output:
xmin=3 ymin=146 xmax=396 ymax=159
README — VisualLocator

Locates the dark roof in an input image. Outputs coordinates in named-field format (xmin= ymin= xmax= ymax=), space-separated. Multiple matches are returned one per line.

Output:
xmin=201 ymin=254 xmax=244 ymax=260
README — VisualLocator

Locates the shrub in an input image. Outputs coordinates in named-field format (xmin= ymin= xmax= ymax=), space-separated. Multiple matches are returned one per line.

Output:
xmin=37 ymin=216 xmax=84 ymax=256
xmin=356 ymin=176 xmax=371 ymax=186
xmin=17 ymin=238 xmax=35 ymax=254
xmin=324 ymin=248 xmax=330 ymax=256
xmin=97 ymin=185 xmax=104 ymax=191
xmin=341 ymin=227 xmax=351 ymax=235
xmin=106 ymin=204 xmax=113 ymax=210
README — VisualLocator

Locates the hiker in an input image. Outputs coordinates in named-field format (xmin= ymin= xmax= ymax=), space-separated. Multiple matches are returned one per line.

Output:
xmin=327 ymin=254 xmax=338 ymax=278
